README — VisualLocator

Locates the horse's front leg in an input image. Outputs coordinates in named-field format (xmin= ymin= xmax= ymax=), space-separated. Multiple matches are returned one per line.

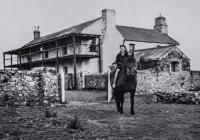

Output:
xmin=120 ymin=93 xmax=124 ymax=114
xmin=114 ymin=91 xmax=121 ymax=113
xmin=130 ymin=91 xmax=135 ymax=115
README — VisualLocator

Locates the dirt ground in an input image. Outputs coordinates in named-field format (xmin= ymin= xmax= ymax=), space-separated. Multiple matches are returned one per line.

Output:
xmin=0 ymin=90 xmax=200 ymax=140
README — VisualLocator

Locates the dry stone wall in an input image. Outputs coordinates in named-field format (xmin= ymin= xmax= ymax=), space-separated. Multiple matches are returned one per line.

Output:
xmin=0 ymin=68 xmax=59 ymax=106
xmin=85 ymin=74 xmax=108 ymax=90
xmin=136 ymin=70 xmax=191 ymax=94
xmin=190 ymin=71 xmax=200 ymax=91
xmin=84 ymin=70 xmax=200 ymax=93
xmin=83 ymin=69 xmax=200 ymax=104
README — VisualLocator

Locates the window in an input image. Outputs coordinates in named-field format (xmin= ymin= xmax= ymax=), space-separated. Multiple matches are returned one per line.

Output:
xmin=89 ymin=39 xmax=97 ymax=52
xmin=171 ymin=61 xmax=179 ymax=72
xmin=90 ymin=45 xmax=97 ymax=52
xmin=63 ymin=67 xmax=68 ymax=74
xmin=44 ymin=50 xmax=48 ymax=58
xmin=63 ymin=47 xmax=67 ymax=55
xmin=129 ymin=44 xmax=135 ymax=51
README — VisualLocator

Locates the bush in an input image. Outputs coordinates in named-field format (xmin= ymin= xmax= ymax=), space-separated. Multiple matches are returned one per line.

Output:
xmin=67 ymin=115 xmax=83 ymax=130
xmin=45 ymin=107 xmax=57 ymax=118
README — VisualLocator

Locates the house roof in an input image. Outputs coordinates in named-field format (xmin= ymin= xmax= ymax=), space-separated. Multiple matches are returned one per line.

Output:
xmin=21 ymin=17 xmax=102 ymax=48
xmin=21 ymin=17 xmax=179 ymax=49
xmin=116 ymin=25 xmax=179 ymax=45
xmin=134 ymin=45 xmax=189 ymax=61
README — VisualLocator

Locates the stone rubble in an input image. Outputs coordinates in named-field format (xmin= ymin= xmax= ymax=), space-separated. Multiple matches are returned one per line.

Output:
xmin=154 ymin=91 xmax=200 ymax=104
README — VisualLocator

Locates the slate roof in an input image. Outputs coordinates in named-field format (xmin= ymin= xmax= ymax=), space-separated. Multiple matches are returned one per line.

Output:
xmin=134 ymin=45 xmax=189 ymax=61
xmin=21 ymin=17 xmax=179 ymax=49
xmin=21 ymin=17 xmax=102 ymax=48
xmin=116 ymin=25 xmax=179 ymax=45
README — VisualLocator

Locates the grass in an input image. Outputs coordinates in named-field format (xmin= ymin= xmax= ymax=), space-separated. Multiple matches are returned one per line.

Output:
xmin=0 ymin=90 xmax=199 ymax=140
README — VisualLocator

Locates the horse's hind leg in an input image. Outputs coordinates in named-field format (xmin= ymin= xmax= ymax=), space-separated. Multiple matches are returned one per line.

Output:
xmin=130 ymin=91 xmax=135 ymax=115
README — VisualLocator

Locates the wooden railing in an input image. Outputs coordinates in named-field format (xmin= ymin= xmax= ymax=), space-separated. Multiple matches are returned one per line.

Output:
xmin=4 ymin=43 xmax=99 ymax=66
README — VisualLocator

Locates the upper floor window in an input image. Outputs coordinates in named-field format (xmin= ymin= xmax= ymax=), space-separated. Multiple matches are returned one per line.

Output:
xmin=89 ymin=39 xmax=97 ymax=52
xmin=63 ymin=47 xmax=67 ymax=55
xmin=90 ymin=45 xmax=97 ymax=52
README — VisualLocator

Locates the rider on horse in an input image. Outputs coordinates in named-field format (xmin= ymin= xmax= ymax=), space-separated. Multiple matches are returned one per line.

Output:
xmin=112 ymin=44 xmax=128 ymax=88
xmin=112 ymin=44 xmax=136 ymax=89
xmin=111 ymin=44 xmax=137 ymax=114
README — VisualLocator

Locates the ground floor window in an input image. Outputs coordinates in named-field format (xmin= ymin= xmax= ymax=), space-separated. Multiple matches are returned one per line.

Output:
xmin=63 ymin=67 xmax=68 ymax=74
xmin=44 ymin=51 xmax=48 ymax=58
xmin=171 ymin=61 xmax=180 ymax=72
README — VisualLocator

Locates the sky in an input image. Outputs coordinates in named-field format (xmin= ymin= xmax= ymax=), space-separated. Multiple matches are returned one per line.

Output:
xmin=0 ymin=0 xmax=200 ymax=70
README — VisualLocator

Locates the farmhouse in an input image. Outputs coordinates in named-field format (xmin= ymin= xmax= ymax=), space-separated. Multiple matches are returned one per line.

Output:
xmin=3 ymin=9 xmax=190 ymax=88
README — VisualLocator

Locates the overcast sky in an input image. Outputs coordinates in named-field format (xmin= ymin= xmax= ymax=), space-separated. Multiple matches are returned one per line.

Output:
xmin=0 ymin=0 xmax=200 ymax=70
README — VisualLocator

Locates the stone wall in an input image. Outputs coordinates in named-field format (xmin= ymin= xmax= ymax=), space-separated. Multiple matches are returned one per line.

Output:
xmin=83 ymin=70 xmax=200 ymax=95
xmin=0 ymin=68 xmax=59 ymax=106
xmin=190 ymin=71 xmax=200 ymax=91
xmin=154 ymin=91 xmax=200 ymax=104
xmin=84 ymin=74 xmax=108 ymax=90
xmin=136 ymin=70 xmax=191 ymax=94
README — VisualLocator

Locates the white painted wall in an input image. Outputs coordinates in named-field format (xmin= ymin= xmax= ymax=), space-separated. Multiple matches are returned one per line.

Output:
xmin=124 ymin=40 xmax=170 ymax=51
xmin=82 ymin=18 xmax=103 ymax=35
xmin=59 ymin=60 xmax=82 ymax=74
xmin=81 ymin=58 xmax=99 ymax=73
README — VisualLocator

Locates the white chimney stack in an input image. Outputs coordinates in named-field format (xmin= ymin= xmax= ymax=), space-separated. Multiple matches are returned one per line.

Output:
xmin=102 ymin=9 xmax=116 ymax=30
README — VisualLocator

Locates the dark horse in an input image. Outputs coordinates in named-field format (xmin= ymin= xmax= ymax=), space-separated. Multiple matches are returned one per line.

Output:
xmin=110 ymin=56 xmax=137 ymax=115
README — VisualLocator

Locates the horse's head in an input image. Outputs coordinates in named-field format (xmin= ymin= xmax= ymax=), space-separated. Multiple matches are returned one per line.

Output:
xmin=125 ymin=56 xmax=136 ymax=66
xmin=124 ymin=56 xmax=137 ymax=77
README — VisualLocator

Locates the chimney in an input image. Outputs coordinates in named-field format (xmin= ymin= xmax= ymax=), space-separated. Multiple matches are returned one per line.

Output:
xmin=33 ymin=26 xmax=40 ymax=40
xmin=102 ymin=9 xmax=116 ymax=30
xmin=154 ymin=14 xmax=168 ymax=34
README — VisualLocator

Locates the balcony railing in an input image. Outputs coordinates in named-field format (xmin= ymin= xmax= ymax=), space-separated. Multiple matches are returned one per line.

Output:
xmin=4 ymin=43 xmax=99 ymax=67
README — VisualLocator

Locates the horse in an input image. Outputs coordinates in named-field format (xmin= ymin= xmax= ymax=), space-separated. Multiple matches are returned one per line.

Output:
xmin=110 ymin=56 xmax=137 ymax=115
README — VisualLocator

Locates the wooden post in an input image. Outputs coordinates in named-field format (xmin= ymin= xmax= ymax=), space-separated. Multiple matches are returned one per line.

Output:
xmin=61 ymin=71 xmax=66 ymax=103
xmin=98 ymin=37 xmax=102 ymax=73
xmin=3 ymin=53 xmax=5 ymax=70
xmin=107 ymin=70 xmax=112 ymax=102
xmin=56 ymin=40 xmax=59 ymax=73
xmin=57 ymin=72 xmax=66 ymax=103
xmin=42 ymin=46 xmax=44 ymax=67
xmin=19 ymin=49 xmax=22 ymax=70
xmin=11 ymin=54 xmax=13 ymax=70
xmin=72 ymin=35 xmax=77 ymax=89
xmin=29 ymin=48 xmax=32 ymax=69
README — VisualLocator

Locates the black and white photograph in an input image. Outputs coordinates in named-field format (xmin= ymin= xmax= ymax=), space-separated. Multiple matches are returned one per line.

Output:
xmin=0 ymin=0 xmax=200 ymax=139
